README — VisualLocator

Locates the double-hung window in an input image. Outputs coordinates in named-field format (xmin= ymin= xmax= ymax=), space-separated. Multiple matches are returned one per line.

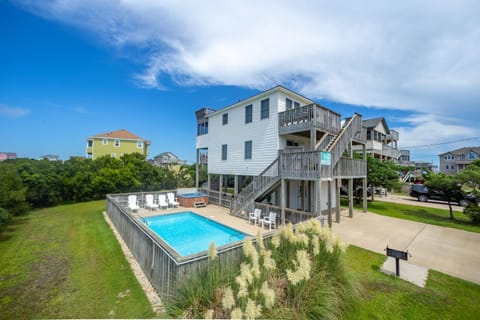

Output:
xmin=245 ymin=105 xmax=252 ymax=123
xmin=222 ymin=113 xmax=228 ymax=125
xmin=221 ymin=144 xmax=228 ymax=160
xmin=261 ymin=98 xmax=270 ymax=119
xmin=245 ymin=140 xmax=252 ymax=159
xmin=114 ymin=139 xmax=120 ymax=147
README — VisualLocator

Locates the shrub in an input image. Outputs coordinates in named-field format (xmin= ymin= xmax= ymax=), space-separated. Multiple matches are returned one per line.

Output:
xmin=0 ymin=207 xmax=11 ymax=226
xmin=463 ymin=204 xmax=480 ymax=224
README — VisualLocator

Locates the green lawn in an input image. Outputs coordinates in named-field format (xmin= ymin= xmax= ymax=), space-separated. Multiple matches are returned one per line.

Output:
xmin=341 ymin=198 xmax=480 ymax=233
xmin=2 ymin=200 xmax=480 ymax=319
xmin=0 ymin=200 xmax=155 ymax=319
xmin=343 ymin=245 xmax=480 ymax=320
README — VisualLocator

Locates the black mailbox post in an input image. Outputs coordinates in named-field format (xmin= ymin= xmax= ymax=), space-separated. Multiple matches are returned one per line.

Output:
xmin=385 ymin=246 xmax=409 ymax=276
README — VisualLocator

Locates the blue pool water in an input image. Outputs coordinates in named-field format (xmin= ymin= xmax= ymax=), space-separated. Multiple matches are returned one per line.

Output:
xmin=142 ymin=212 xmax=246 ymax=257
xmin=178 ymin=192 xmax=206 ymax=198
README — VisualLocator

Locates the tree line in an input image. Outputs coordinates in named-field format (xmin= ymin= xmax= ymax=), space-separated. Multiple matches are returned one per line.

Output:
xmin=0 ymin=153 xmax=204 ymax=226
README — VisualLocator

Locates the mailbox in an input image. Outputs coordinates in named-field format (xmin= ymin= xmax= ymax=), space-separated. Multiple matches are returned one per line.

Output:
xmin=385 ymin=246 xmax=410 ymax=276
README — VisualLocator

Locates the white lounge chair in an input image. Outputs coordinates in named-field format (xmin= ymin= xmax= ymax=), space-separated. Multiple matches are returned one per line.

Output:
xmin=145 ymin=194 xmax=159 ymax=211
xmin=167 ymin=192 xmax=179 ymax=208
xmin=158 ymin=194 xmax=168 ymax=209
xmin=248 ymin=208 xmax=262 ymax=226
xmin=261 ymin=211 xmax=277 ymax=230
xmin=127 ymin=195 xmax=140 ymax=212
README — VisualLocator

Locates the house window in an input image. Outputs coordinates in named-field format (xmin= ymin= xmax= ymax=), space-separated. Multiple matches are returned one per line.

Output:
xmin=286 ymin=98 xmax=293 ymax=110
xmin=114 ymin=139 xmax=120 ymax=147
xmin=197 ymin=121 xmax=209 ymax=136
xmin=245 ymin=104 xmax=252 ymax=123
xmin=294 ymin=101 xmax=300 ymax=108
xmin=367 ymin=130 xmax=371 ymax=140
xmin=222 ymin=113 xmax=228 ymax=125
xmin=111 ymin=153 xmax=116 ymax=158
xmin=245 ymin=140 xmax=252 ymax=159
xmin=468 ymin=152 xmax=476 ymax=160
xmin=87 ymin=153 xmax=92 ymax=159
xmin=103 ymin=138 xmax=108 ymax=145
xmin=137 ymin=141 xmax=143 ymax=149
xmin=221 ymin=144 xmax=227 ymax=160
xmin=87 ymin=140 xmax=93 ymax=147
xmin=459 ymin=154 xmax=465 ymax=160
xmin=261 ymin=98 xmax=270 ymax=119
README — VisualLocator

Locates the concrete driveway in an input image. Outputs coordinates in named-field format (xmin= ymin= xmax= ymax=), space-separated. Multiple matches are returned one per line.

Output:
xmin=332 ymin=210 xmax=480 ymax=285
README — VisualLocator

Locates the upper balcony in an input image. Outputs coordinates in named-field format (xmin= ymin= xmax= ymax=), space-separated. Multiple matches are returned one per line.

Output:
xmin=386 ymin=130 xmax=399 ymax=142
xmin=278 ymin=104 xmax=341 ymax=135
xmin=382 ymin=145 xmax=401 ymax=159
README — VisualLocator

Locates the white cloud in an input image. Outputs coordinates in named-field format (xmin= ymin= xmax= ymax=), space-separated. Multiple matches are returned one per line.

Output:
xmin=14 ymin=0 xmax=480 ymax=142
xmin=0 ymin=104 xmax=30 ymax=117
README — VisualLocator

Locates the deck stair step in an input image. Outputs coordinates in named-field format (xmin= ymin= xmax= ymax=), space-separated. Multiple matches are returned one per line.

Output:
xmin=193 ymin=201 xmax=206 ymax=208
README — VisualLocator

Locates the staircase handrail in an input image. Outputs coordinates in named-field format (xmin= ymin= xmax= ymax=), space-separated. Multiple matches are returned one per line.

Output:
xmin=326 ymin=113 xmax=362 ymax=166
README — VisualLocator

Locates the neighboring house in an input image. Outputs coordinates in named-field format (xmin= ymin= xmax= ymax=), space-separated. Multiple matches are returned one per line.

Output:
xmin=439 ymin=147 xmax=480 ymax=174
xmin=399 ymin=149 xmax=412 ymax=165
xmin=86 ymin=129 xmax=150 ymax=160
xmin=152 ymin=152 xmax=186 ymax=167
xmin=195 ymin=85 xmax=368 ymax=226
xmin=39 ymin=154 xmax=60 ymax=161
xmin=0 ymin=152 xmax=17 ymax=161
xmin=352 ymin=117 xmax=400 ymax=161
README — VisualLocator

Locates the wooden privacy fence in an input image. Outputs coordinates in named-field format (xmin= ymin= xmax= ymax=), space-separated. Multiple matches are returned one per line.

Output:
xmin=106 ymin=193 xmax=244 ymax=302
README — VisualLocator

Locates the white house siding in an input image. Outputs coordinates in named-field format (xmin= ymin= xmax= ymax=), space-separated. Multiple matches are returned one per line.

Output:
xmin=196 ymin=133 xmax=209 ymax=149
xmin=207 ymin=92 xmax=281 ymax=176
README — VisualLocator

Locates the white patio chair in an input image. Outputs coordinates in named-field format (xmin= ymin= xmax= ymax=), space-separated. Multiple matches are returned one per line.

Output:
xmin=145 ymin=194 xmax=159 ymax=211
xmin=261 ymin=211 xmax=277 ymax=230
xmin=158 ymin=194 xmax=168 ymax=209
xmin=248 ymin=208 xmax=262 ymax=226
xmin=127 ymin=195 xmax=140 ymax=212
xmin=167 ymin=192 xmax=179 ymax=207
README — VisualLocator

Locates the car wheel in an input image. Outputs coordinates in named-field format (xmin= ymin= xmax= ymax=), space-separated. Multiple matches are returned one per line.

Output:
xmin=459 ymin=200 xmax=468 ymax=207
xmin=418 ymin=195 xmax=428 ymax=202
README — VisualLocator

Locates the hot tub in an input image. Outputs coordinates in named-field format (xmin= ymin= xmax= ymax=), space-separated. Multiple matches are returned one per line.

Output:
xmin=177 ymin=192 xmax=208 ymax=208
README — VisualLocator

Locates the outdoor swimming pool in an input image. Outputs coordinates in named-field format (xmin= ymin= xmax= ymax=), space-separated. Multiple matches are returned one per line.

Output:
xmin=142 ymin=212 xmax=246 ymax=256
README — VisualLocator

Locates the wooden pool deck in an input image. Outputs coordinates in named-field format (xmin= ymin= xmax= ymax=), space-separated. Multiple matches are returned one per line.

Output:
xmin=136 ymin=204 xmax=267 ymax=236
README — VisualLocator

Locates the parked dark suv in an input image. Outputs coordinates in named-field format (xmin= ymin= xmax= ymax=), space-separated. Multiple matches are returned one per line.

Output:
xmin=409 ymin=184 xmax=476 ymax=206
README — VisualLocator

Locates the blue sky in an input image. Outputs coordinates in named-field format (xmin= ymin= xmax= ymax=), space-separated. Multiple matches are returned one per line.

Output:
xmin=1 ymin=1 xmax=479 ymax=164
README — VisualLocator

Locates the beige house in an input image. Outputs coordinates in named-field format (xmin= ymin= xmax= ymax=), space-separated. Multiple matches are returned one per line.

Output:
xmin=439 ymin=147 xmax=480 ymax=174
xmin=353 ymin=117 xmax=400 ymax=161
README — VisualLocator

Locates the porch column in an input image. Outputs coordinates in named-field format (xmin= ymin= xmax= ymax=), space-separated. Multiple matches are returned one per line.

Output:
xmin=327 ymin=180 xmax=332 ymax=228
xmin=348 ymin=141 xmax=353 ymax=218
xmin=219 ymin=174 xmax=223 ymax=205
xmin=234 ymin=175 xmax=239 ymax=196
xmin=195 ymin=149 xmax=200 ymax=189
xmin=362 ymin=144 xmax=367 ymax=213
xmin=281 ymin=178 xmax=286 ymax=225
xmin=310 ymin=129 xmax=316 ymax=151
xmin=348 ymin=178 xmax=353 ymax=218
xmin=207 ymin=174 xmax=211 ymax=191
xmin=335 ymin=178 xmax=341 ymax=223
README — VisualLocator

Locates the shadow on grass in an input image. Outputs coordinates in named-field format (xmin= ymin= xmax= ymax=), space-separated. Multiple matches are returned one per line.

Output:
xmin=0 ymin=216 xmax=29 ymax=242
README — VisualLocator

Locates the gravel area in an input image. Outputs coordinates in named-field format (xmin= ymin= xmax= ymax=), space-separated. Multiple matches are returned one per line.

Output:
xmin=103 ymin=211 xmax=164 ymax=315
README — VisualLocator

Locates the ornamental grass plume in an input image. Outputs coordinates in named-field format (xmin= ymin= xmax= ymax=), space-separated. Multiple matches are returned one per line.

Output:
xmin=256 ymin=229 xmax=265 ymax=251
xmin=222 ymin=286 xmax=236 ymax=310
xmin=208 ymin=241 xmax=217 ymax=260
xmin=260 ymin=281 xmax=275 ymax=309
xmin=244 ymin=298 xmax=262 ymax=319
xmin=260 ymin=249 xmax=276 ymax=271
xmin=230 ymin=307 xmax=243 ymax=319
xmin=286 ymin=250 xmax=311 ymax=285
xmin=243 ymin=237 xmax=260 ymax=278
